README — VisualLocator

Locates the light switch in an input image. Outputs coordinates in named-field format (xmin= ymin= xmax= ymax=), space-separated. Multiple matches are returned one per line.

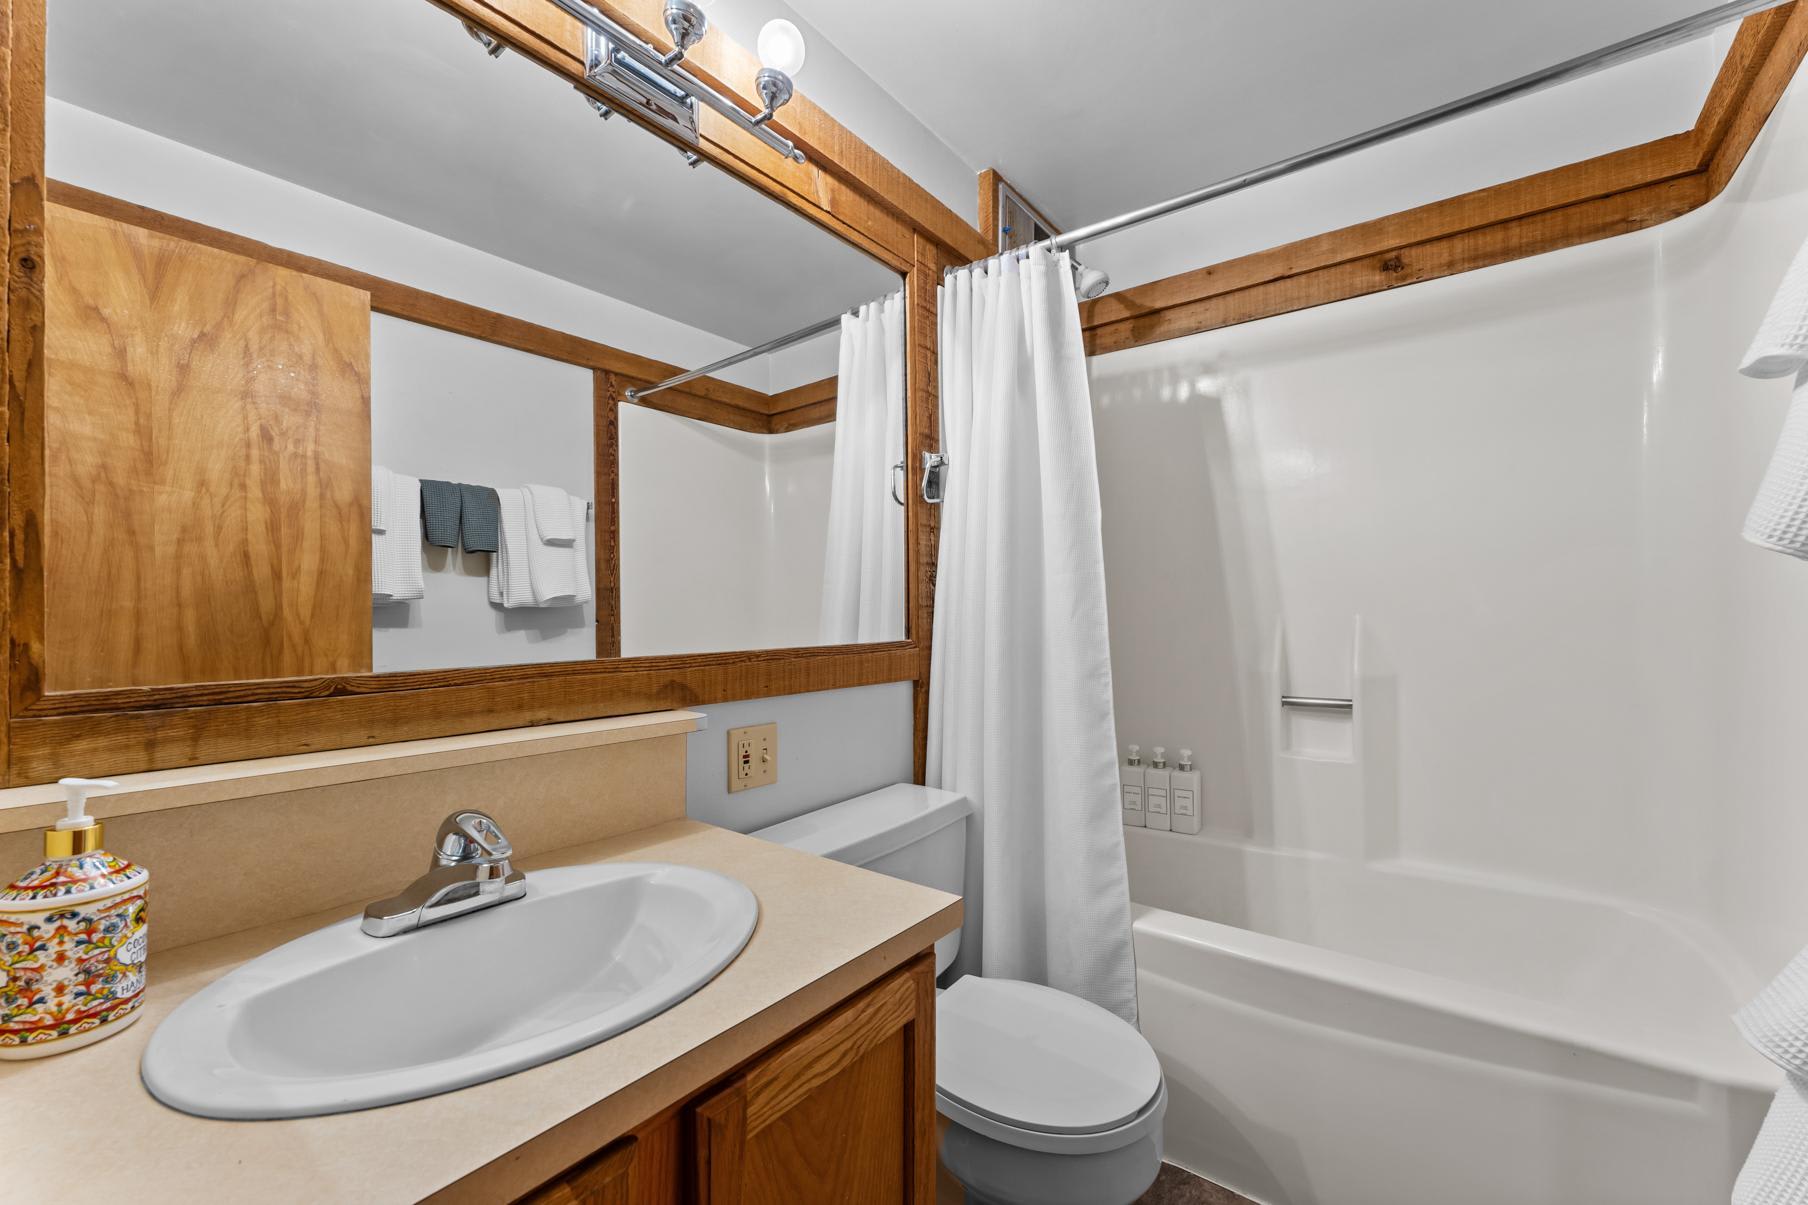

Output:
xmin=727 ymin=722 xmax=777 ymax=792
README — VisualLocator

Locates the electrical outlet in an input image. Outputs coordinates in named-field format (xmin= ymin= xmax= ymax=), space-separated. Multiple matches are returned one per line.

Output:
xmin=727 ymin=722 xmax=778 ymax=792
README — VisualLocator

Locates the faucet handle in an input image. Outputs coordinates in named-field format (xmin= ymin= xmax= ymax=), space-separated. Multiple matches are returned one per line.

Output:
xmin=434 ymin=810 xmax=513 ymax=867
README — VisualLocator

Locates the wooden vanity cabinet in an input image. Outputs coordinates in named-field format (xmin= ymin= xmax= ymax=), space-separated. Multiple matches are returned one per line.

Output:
xmin=518 ymin=954 xmax=939 ymax=1205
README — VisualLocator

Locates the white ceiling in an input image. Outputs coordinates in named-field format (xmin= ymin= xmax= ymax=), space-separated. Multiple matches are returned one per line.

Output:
xmin=46 ymin=0 xmax=899 ymax=347
xmin=783 ymin=0 xmax=1729 ymax=231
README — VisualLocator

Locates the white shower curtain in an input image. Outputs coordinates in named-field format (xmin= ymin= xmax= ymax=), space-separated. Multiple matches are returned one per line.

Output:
xmin=928 ymin=246 xmax=1138 ymax=1022
xmin=820 ymin=293 xmax=906 ymax=643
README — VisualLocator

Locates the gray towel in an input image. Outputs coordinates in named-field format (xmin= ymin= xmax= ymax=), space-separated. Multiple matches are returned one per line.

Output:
xmin=459 ymin=483 xmax=501 ymax=553
xmin=420 ymin=479 xmax=462 ymax=548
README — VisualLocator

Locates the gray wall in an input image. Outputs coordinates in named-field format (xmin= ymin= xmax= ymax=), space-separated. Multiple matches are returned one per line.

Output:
xmin=685 ymin=683 xmax=916 ymax=832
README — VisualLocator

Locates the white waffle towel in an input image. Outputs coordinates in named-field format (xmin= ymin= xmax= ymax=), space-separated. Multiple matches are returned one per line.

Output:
xmin=1740 ymin=234 xmax=1808 ymax=558
xmin=1737 ymin=1074 xmax=1808 ymax=1205
xmin=1738 ymin=945 xmax=1808 ymax=1077
xmin=489 ymin=488 xmax=589 ymax=608
xmin=371 ymin=465 xmax=389 ymax=534
xmin=1735 ymin=943 xmax=1808 ymax=1200
xmin=525 ymin=483 xmax=576 ymax=546
xmin=488 ymin=487 xmax=534 ymax=608
xmin=371 ymin=467 xmax=423 ymax=604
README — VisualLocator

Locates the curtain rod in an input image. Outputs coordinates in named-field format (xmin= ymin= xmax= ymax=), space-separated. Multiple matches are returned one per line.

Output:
xmin=625 ymin=312 xmax=844 ymax=402
xmin=947 ymin=0 xmax=1788 ymax=278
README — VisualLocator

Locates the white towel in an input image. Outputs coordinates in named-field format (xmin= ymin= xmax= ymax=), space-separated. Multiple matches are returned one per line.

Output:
xmin=487 ymin=487 xmax=535 ymax=608
xmin=488 ymin=489 xmax=589 ymax=609
xmin=371 ymin=465 xmax=389 ymax=534
xmin=372 ymin=468 xmax=423 ymax=604
xmin=1744 ymin=235 xmax=1808 ymax=380
xmin=1735 ymin=944 xmax=1808 ymax=1200
xmin=522 ymin=492 xmax=589 ymax=606
xmin=525 ymin=483 xmax=576 ymax=546
xmin=1741 ymin=234 xmax=1808 ymax=558
xmin=1739 ymin=944 xmax=1808 ymax=1078
xmin=1736 ymin=1074 xmax=1808 ymax=1205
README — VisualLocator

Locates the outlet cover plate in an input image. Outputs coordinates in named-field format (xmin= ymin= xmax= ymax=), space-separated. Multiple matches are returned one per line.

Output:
xmin=727 ymin=722 xmax=777 ymax=793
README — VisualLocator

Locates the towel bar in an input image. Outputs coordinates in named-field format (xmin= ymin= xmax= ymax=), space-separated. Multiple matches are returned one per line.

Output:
xmin=1281 ymin=696 xmax=1353 ymax=711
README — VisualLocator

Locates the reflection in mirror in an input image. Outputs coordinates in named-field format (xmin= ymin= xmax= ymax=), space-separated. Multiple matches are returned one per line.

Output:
xmin=42 ymin=0 xmax=905 ymax=689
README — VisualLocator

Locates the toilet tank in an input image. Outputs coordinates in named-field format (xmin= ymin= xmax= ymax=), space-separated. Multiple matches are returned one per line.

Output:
xmin=751 ymin=784 xmax=969 ymax=974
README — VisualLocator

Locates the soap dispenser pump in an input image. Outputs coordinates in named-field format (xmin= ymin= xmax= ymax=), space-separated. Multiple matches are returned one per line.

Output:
xmin=0 ymin=778 xmax=150 ymax=1059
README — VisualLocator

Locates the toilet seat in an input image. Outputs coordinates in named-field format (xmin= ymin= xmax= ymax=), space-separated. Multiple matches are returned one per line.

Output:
xmin=935 ymin=977 xmax=1165 ymax=1156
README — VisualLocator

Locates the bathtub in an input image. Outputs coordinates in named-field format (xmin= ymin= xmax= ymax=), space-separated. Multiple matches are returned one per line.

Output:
xmin=1125 ymin=828 xmax=1776 ymax=1205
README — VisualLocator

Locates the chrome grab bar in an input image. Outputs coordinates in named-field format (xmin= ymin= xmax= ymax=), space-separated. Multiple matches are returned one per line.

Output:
xmin=1281 ymin=696 xmax=1353 ymax=711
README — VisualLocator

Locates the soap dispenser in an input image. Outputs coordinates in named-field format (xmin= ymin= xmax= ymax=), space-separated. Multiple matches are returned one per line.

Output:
xmin=1121 ymin=745 xmax=1146 ymax=827
xmin=1144 ymin=748 xmax=1172 ymax=832
xmin=0 ymin=778 xmax=149 ymax=1059
xmin=1171 ymin=749 xmax=1203 ymax=835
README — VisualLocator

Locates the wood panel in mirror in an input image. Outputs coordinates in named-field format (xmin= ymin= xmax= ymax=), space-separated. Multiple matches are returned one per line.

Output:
xmin=44 ymin=202 xmax=371 ymax=691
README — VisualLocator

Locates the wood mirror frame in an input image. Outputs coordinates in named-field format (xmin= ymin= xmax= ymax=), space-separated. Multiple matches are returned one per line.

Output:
xmin=0 ymin=0 xmax=992 ymax=786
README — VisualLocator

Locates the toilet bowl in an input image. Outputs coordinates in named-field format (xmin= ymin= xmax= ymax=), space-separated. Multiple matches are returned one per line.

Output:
xmin=752 ymin=784 xmax=1166 ymax=1205
xmin=935 ymin=975 xmax=1165 ymax=1205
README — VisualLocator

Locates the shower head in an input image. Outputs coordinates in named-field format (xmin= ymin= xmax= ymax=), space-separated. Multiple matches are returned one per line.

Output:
xmin=1073 ymin=262 xmax=1111 ymax=300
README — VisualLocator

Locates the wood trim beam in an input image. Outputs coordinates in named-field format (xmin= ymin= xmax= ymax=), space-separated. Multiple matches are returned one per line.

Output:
xmin=977 ymin=167 xmax=1002 ymax=256
xmin=7 ymin=643 xmax=918 ymax=782
xmin=595 ymin=371 xmax=623 ymax=659
xmin=1077 ymin=3 xmax=1808 ymax=355
xmin=906 ymin=235 xmax=944 ymax=784
xmin=429 ymin=0 xmax=988 ymax=268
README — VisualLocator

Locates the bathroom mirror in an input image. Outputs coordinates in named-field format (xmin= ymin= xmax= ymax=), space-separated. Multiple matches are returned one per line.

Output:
xmin=39 ymin=0 xmax=907 ymax=688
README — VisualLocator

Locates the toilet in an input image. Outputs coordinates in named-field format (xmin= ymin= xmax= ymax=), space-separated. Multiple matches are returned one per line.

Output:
xmin=753 ymin=784 xmax=1166 ymax=1205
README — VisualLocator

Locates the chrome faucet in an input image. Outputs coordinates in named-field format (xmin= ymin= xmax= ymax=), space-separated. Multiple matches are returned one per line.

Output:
xmin=361 ymin=810 xmax=527 ymax=937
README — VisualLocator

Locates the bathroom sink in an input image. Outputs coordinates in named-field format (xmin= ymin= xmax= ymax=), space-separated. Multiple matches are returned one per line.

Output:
xmin=141 ymin=862 xmax=758 ymax=1119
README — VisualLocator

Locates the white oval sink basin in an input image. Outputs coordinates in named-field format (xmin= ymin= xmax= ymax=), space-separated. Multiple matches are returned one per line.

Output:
xmin=142 ymin=862 xmax=757 ymax=1119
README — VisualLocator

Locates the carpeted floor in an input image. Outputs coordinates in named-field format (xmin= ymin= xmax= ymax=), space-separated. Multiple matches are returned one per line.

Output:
xmin=1136 ymin=1161 xmax=1256 ymax=1204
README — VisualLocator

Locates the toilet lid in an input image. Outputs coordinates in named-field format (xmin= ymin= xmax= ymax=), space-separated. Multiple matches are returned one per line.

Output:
xmin=936 ymin=977 xmax=1162 ymax=1135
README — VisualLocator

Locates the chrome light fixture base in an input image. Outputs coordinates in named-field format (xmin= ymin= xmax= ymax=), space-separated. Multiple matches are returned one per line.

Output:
xmin=660 ymin=0 xmax=708 ymax=65
xmin=584 ymin=25 xmax=701 ymax=146
xmin=751 ymin=67 xmax=794 ymax=126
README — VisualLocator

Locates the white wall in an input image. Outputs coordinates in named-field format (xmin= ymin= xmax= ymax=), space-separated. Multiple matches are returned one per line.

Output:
xmin=1091 ymin=71 xmax=1808 ymax=982
xmin=706 ymin=1 xmax=976 ymax=228
xmin=685 ymin=683 xmax=917 ymax=832
xmin=619 ymin=405 xmax=831 ymax=655
xmin=371 ymin=317 xmax=597 ymax=671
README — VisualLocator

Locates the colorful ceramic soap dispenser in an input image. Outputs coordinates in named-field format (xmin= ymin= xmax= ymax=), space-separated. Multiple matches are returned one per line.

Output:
xmin=0 ymin=778 xmax=149 ymax=1059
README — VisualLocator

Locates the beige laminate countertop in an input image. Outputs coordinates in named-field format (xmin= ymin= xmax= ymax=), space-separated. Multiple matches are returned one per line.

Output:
xmin=0 ymin=819 xmax=962 ymax=1204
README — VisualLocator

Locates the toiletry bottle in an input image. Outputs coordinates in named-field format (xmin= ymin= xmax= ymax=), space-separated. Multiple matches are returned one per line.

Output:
xmin=0 ymin=778 xmax=149 ymax=1059
xmin=1122 ymin=745 xmax=1146 ymax=827
xmin=1145 ymin=747 xmax=1172 ymax=832
xmin=1171 ymin=749 xmax=1203 ymax=835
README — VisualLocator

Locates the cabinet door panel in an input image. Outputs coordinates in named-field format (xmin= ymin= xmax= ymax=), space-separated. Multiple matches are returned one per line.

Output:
xmin=44 ymin=202 xmax=372 ymax=690
xmin=516 ymin=1136 xmax=636 ymax=1205
xmin=693 ymin=956 xmax=936 ymax=1205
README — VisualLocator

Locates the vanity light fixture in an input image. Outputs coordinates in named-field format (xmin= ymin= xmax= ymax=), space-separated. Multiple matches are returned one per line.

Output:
xmin=751 ymin=18 xmax=805 ymax=126
xmin=543 ymin=0 xmax=806 ymax=163
xmin=660 ymin=0 xmax=714 ymax=65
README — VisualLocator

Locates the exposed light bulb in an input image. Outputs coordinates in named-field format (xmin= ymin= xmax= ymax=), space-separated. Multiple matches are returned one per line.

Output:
xmin=757 ymin=18 xmax=807 ymax=77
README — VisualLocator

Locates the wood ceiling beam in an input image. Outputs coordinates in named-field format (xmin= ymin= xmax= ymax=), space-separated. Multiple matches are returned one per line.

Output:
xmin=1077 ymin=2 xmax=1808 ymax=355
